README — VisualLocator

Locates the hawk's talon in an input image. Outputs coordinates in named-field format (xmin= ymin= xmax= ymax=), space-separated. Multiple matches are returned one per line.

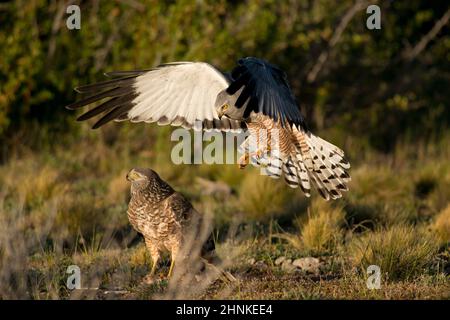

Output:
xmin=239 ymin=149 xmax=269 ymax=168
xmin=253 ymin=149 xmax=266 ymax=161
xmin=238 ymin=153 xmax=250 ymax=169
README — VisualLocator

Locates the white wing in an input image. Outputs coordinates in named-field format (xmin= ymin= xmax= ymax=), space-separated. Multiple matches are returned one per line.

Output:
xmin=66 ymin=62 xmax=242 ymax=131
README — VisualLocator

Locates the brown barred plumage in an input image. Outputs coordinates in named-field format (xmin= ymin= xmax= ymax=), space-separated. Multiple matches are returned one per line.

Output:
xmin=239 ymin=114 xmax=351 ymax=200
xmin=126 ymin=168 xmax=234 ymax=283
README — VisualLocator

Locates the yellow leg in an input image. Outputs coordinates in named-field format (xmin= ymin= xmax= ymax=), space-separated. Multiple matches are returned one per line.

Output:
xmin=150 ymin=256 xmax=159 ymax=276
xmin=145 ymin=238 xmax=160 ymax=278
xmin=142 ymin=253 xmax=159 ymax=284
xmin=167 ymin=246 xmax=180 ymax=278
xmin=167 ymin=258 xmax=175 ymax=278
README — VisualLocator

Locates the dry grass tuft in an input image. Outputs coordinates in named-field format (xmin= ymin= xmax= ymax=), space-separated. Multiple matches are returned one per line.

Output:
xmin=348 ymin=224 xmax=439 ymax=281
xmin=299 ymin=200 xmax=345 ymax=254
xmin=238 ymin=170 xmax=297 ymax=221
xmin=129 ymin=244 xmax=151 ymax=269
xmin=275 ymin=199 xmax=345 ymax=255
xmin=432 ymin=204 xmax=450 ymax=247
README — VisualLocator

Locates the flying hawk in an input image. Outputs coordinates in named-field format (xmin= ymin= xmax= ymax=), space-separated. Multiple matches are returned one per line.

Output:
xmin=67 ymin=57 xmax=351 ymax=200
xmin=126 ymin=168 xmax=235 ymax=283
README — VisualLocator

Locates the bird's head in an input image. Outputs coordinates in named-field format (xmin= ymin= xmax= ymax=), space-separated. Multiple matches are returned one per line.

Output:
xmin=126 ymin=168 xmax=159 ymax=187
xmin=215 ymin=89 xmax=247 ymax=120
xmin=215 ymin=90 xmax=230 ymax=118
xmin=126 ymin=168 xmax=174 ymax=198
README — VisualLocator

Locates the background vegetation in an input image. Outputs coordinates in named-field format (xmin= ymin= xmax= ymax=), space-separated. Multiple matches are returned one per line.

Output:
xmin=0 ymin=0 xmax=448 ymax=299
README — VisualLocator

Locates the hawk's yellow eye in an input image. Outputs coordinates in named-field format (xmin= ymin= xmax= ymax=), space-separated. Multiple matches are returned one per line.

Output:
xmin=223 ymin=104 xmax=229 ymax=111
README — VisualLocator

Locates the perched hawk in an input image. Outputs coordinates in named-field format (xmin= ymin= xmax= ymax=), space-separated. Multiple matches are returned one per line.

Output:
xmin=67 ymin=57 xmax=350 ymax=199
xmin=126 ymin=168 xmax=233 ymax=282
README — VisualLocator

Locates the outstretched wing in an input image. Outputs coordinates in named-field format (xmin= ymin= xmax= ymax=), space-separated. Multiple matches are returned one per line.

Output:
xmin=227 ymin=57 xmax=306 ymax=128
xmin=66 ymin=62 xmax=243 ymax=131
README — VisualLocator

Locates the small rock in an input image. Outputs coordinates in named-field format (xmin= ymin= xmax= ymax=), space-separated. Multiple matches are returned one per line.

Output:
xmin=254 ymin=261 xmax=268 ymax=271
xmin=274 ymin=256 xmax=286 ymax=266
xmin=292 ymin=257 xmax=321 ymax=274
xmin=247 ymin=258 xmax=256 ymax=265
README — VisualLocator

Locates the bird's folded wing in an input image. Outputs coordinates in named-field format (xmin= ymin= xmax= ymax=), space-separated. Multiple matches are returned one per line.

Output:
xmin=227 ymin=57 xmax=306 ymax=128
xmin=66 ymin=62 xmax=243 ymax=131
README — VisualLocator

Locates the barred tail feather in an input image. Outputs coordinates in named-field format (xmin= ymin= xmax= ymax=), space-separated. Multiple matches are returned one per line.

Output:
xmin=266 ymin=155 xmax=282 ymax=178
xmin=296 ymin=129 xmax=351 ymax=200
xmin=237 ymin=128 xmax=350 ymax=200
xmin=259 ymin=157 xmax=282 ymax=178
xmin=296 ymin=159 xmax=311 ymax=197
xmin=309 ymin=146 xmax=348 ymax=197
xmin=282 ymin=158 xmax=300 ymax=188
xmin=310 ymin=173 xmax=331 ymax=200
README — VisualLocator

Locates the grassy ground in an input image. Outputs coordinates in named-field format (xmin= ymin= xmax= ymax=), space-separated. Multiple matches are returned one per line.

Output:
xmin=0 ymin=123 xmax=449 ymax=299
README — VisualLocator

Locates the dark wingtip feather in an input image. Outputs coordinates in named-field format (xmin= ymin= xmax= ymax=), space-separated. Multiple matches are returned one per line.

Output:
xmin=104 ymin=70 xmax=148 ymax=77
xmin=76 ymin=92 xmax=137 ymax=122
xmin=91 ymin=103 xmax=133 ymax=129
xmin=74 ymin=76 xmax=137 ymax=94
xmin=65 ymin=86 xmax=132 ymax=110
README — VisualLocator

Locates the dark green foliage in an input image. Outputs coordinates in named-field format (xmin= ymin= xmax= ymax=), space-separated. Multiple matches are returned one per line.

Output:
xmin=0 ymin=1 xmax=448 ymax=152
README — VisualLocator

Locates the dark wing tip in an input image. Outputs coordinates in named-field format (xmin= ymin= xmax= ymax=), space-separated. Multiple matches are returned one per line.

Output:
xmin=104 ymin=70 xmax=146 ymax=77
xmin=68 ymin=74 xmax=141 ymax=127
xmin=91 ymin=102 xmax=134 ymax=129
